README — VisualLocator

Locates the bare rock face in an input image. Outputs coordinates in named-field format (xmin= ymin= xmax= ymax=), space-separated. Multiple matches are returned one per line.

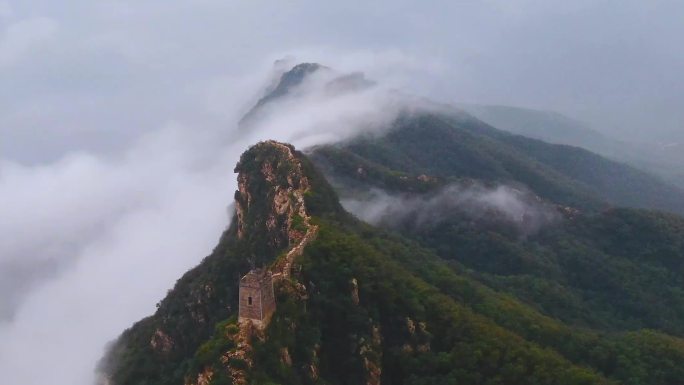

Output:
xmin=149 ymin=328 xmax=174 ymax=353
xmin=359 ymin=323 xmax=383 ymax=385
xmin=350 ymin=278 xmax=360 ymax=305
xmin=280 ymin=347 xmax=293 ymax=366
xmin=185 ymin=367 xmax=213 ymax=385
xmin=401 ymin=317 xmax=431 ymax=354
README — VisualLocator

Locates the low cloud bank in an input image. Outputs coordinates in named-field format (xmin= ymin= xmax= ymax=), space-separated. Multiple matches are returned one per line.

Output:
xmin=0 ymin=125 xmax=237 ymax=384
xmin=0 ymin=52 xmax=417 ymax=385
xmin=342 ymin=183 xmax=560 ymax=236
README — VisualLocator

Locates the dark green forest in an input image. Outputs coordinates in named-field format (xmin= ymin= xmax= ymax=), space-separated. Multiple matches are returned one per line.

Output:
xmin=311 ymin=112 xmax=684 ymax=214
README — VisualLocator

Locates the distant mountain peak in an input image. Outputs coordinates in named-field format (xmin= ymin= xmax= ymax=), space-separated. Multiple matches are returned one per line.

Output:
xmin=239 ymin=63 xmax=327 ymax=126
xmin=239 ymin=62 xmax=378 ymax=128
xmin=267 ymin=62 xmax=325 ymax=99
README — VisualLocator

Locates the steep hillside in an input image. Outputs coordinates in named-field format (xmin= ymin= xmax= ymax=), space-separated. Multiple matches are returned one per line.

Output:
xmin=343 ymin=194 xmax=684 ymax=336
xmin=99 ymin=141 xmax=684 ymax=385
xmin=457 ymin=104 xmax=613 ymax=151
xmin=310 ymin=109 xmax=684 ymax=335
xmin=311 ymin=112 xmax=684 ymax=215
xmin=460 ymin=104 xmax=684 ymax=188
xmin=239 ymin=62 xmax=684 ymax=215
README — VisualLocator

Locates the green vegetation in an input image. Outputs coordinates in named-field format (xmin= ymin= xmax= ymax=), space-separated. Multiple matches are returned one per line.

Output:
xmin=190 ymin=319 xmax=237 ymax=373
xmin=291 ymin=213 xmax=308 ymax=233
xmin=312 ymin=112 xmax=684 ymax=214
xmin=101 ymin=135 xmax=684 ymax=385
xmin=247 ymin=218 xmax=684 ymax=385
xmin=459 ymin=104 xmax=684 ymax=190
xmin=371 ymin=207 xmax=684 ymax=337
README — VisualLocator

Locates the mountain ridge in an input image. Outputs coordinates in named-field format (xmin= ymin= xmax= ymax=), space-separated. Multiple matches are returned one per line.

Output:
xmin=247 ymin=62 xmax=684 ymax=215
xmin=459 ymin=103 xmax=684 ymax=188
xmin=311 ymin=111 xmax=684 ymax=215
xmin=100 ymin=140 xmax=684 ymax=385
xmin=99 ymin=63 xmax=684 ymax=385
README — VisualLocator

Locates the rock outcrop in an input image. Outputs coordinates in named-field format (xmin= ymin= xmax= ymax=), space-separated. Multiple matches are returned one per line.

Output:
xmin=225 ymin=141 xmax=319 ymax=384
xmin=234 ymin=140 xmax=316 ymax=264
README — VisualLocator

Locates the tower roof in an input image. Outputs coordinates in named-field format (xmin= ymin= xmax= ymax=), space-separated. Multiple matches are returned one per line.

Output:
xmin=240 ymin=268 xmax=271 ymax=288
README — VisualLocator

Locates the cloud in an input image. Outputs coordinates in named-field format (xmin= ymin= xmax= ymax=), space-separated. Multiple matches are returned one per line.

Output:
xmin=0 ymin=123 xmax=239 ymax=384
xmin=0 ymin=51 xmax=413 ymax=384
xmin=0 ymin=1 xmax=12 ymax=19
xmin=0 ymin=16 xmax=58 ymax=66
xmin=3 ymin=0 xmax=684 ymax=166
xmin=0 ymin=122 xmax=234 ymax=321
xmin=342 ymin=183 xmax=560 ymax=237
xmin=237 ymin=62 xmax=413 ymax=147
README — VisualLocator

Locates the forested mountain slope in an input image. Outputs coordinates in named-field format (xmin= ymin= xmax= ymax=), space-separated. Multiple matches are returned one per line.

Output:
xmin=311 ymin=112 xmax=684 ymax=215
xmin=99 ymin=141 xmax=684 ymax=385
xmin=460 ymin=104 xmax=684 ymax=189
xmin=457 ymin=104 xmax=613 ymax=152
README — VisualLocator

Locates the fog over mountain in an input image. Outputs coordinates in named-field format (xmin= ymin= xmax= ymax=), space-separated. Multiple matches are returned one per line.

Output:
xmin=2 ymin=1 xmax=684 ymax=384
xmin=341 ymin=183 xmax=560 ymax=236
xmin=0 ymin=52 xmax=409 ymax=384
xmin=3 ymin=0 xmax=684 ymax=165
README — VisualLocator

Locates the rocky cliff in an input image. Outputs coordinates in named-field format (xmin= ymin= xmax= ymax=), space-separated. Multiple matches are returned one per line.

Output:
xmin=233 ymin=140 xmax=316 ymax=264
xmin=98 ymin=140 xmax=331 ymax=385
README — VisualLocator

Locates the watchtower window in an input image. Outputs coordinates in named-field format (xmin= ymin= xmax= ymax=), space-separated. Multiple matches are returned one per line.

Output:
xmin=248 ymin=296 xmax=253 ymax=306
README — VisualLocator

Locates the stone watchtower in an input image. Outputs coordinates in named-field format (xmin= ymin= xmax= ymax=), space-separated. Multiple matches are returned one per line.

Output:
xmin=238 ymin=268 xmax=276 ymax=327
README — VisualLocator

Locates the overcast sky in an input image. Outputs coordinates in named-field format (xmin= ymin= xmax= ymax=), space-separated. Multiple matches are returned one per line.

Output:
xmin=2 ymin=0 xmax=684 ymax=165
xmin=2 ymin=1 xmax=684 ymax=384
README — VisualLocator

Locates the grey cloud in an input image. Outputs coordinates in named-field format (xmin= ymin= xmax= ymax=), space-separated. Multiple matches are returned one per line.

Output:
xmin=0 ymin=16 xmax=57 ymax=66
xmin=0 ymin=48 xmax=411 ymax=384
xmin=0 ymin=1 xmax=12 ymax=18
xmin=0 ymin=124 xmax=239 ymax=384
xmin=342 ymin=183 xmax=560 ymax=237
xmin=4 ymin=0 xmax=684 ymax=164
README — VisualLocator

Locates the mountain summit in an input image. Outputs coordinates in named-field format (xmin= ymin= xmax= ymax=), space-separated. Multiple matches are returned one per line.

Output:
xmin=239 ymin=63 xmax=327 ymax=127
xmin=233 ymin=140 xmax=318 ymax=263
xmin=97 ymin=140 xmax=340 ymax=385
xmin=239 ymin=62 xmax=375 ymax=129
